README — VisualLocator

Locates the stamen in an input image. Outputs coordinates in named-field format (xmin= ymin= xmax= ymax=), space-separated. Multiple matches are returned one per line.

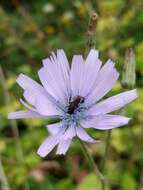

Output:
xmin=67 ymin=95 xmax=85 ymax=114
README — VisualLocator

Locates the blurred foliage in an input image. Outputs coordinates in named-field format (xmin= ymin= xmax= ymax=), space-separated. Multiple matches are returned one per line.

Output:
xmin=0 ymin=0 xmax=143 ymax=190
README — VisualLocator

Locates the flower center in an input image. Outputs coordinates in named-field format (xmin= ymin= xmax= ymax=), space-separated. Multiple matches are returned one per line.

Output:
xmin=67 ymin=95 xmax=85 ymax=114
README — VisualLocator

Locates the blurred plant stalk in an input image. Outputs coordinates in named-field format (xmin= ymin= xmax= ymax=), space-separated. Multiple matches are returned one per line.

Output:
xmin=0 ymin=157 xmax=10 ymax=190
xmin=85 ymin=12 xmax=98 ymax=54
xmin=0 ymin=66 xmax=30 ymax=190
xmin=102 ymin=48 xmax=136 ymax=173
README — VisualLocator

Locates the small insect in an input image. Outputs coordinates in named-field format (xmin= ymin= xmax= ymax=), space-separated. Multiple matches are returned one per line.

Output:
xmin=68 ymin=95 xmax=85 ymax=114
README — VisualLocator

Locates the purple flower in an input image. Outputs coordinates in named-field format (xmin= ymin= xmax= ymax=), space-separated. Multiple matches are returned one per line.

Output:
xmin=8 ymin=49 xmax=137 ymax=157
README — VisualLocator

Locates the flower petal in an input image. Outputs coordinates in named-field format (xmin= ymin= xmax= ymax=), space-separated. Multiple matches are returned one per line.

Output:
xmin=80 ymin=49 xmax=102 ymax=96
xmin=20 ymin=98 xmax=37 ymax=112
xmin=35 ymin=92 xmax=62 ymax=116
xmin=43 ymin=50 xmax=71 ymax=98
xmin=56 ymin=49 xmax=70 ymax=81
xmin=81 ymin=114 xmax=130 ymax=130
xmin=87 ymin=89 xmax=137 ymax=115
xmin=86 ymin=49 xmax=99 ymax=61
xmin=57 ymin=50 xmax=71 ymax=97
xmin=16 ymin=73 xmax=46 ymax=94
xmin=23 ymin=87 xmax=63 ymax=116
xmin=16 ymin=74 xmax=60 ymax=114
xmin=43 ymin=49 xmax=69 ymax=71
xmin=23 ymin=89 xmax=36 ymax=105
xmin=38 ymin=66 xmax=68 ymax=105
xmin=62 ymin=125 xmax=76 ymax=140
xmin=76 ymin=126 xmax=96 ymax=143
xmin=56 ymin=139 xmax=72 ymax=155
xmin=85 ymin=60 xmax=119 ymax=106
xmin=37 ymin=136 xmax=59 ymax=157
xmin=46 ymin=123 xmax=61 ymax=135
xmin=37 ymin=127 xmax=66 ymax=157
xmin=70 ymin=55 xmax=84 ymax=97
xmin=8 ymin=110 xmax=48 ymax=119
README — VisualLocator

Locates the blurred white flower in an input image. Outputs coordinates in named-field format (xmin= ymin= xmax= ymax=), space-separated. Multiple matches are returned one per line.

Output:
xmin=42 ymin=3 xmax=55 ymax=14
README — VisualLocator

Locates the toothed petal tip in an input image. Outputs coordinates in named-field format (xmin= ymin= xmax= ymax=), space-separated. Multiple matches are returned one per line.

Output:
xmin=37 ymin=149 xmax=47 ymax=158
xmin=8 ymin=113 xmax=13 ymax=119
xmin=8 ymin=112 xmax=19 ymax=119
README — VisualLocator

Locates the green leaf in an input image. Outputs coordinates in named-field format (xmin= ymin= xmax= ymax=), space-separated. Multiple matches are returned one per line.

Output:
xmin=29 ymin=178 xmax=54 ymax=190
xmin=55 ymin=178 xmax=74 ymax=190
xmin=121 ymin=172 xmax=137 ymax=190
xmin=76 ymin=173 xmax=109 ymax=190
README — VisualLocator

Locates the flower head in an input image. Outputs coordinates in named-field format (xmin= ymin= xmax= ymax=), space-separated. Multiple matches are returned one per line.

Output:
xmin=8 ymin=49 xmax=137 ymax=157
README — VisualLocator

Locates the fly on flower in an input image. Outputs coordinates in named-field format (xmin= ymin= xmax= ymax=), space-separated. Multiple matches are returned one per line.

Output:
xmin=8 ymin=49 xmax=137 ymax=157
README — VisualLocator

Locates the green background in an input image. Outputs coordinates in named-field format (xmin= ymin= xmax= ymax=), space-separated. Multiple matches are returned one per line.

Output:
xmin=0 ymin=0 xmax=143 ymax=190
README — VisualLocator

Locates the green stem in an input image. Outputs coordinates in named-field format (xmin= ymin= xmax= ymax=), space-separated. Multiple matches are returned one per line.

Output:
xmin=79 ymin=140 xmax=105 ymax=190
xmin=0 ymin=157 xmax=10 ymax=190
xmin=101 ymin=130 xmax=112 ymax=172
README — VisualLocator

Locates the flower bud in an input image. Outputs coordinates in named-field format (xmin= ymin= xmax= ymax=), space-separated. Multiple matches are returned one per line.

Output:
xmin=122 ymin=48 xmax=136 ymax=89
